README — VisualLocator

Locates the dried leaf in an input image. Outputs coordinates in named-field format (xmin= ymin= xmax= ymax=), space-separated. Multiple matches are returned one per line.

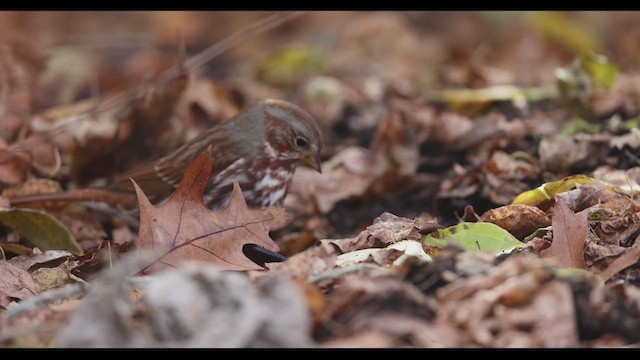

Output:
xmin=540 ymin=199 xmax=588 ymax=269
xmin=62 ymin=72 xmax=188 ymax=185
xmin=266 ymin=242 xmax=339 ymax=280
xmin=597 ymin=242 xmax=640 ymax=282
xmin=0 ymin=260 xmax=39 ymax=307
xmin=289 ymin=147 xmax=372 ymax=214
xmin=334 ymin=240 xmax=431 ymax=268
xmin=481 ymin=204 xmax=551 ymax=240
xmin=134 ymin=147 xmax=288 ymax=271
xmin=8 ymin=250 xmax=72 ymax=271
xmin=538 ymin=135 xmax=610 ymax=175
xmin=31 ymin=261 xmax=77 ymax=291
xmin=0 ymin=147 xmax=31 ymax=185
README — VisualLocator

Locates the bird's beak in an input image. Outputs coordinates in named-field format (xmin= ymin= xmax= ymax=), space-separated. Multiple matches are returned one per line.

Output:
xmin=300 ymin=152 xmax=322 ymax=173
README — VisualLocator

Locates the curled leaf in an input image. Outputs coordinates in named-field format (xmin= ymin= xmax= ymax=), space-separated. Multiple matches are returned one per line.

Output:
xmin=511 ymin=174 xmax=599 ymax=207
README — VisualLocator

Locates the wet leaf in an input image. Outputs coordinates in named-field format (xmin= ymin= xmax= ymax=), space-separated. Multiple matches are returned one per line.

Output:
xmin=0 ymin=208 xmax=83 ymax=255
xmin=540 ymin=199 xmax=588 ymax=269
xmin=134 ymin=146 xmax=288 ymax=271
xmin=423 ymin=222 xmax=524 ymax=254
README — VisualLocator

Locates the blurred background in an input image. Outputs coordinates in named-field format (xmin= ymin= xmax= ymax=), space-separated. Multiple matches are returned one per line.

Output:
xmin=1 ymin=11 xmax=638 ymax=105
xmin=2 ymin=11 xmax=640 ymax=242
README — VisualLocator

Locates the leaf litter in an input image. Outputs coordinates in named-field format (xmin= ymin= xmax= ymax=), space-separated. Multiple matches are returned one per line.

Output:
xmin=3 ymin=12 xmax=640 ymax=348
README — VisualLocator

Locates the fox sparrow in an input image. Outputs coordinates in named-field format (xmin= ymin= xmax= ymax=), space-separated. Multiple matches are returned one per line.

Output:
xmin=116 ymin=99 xmax=323 ymax=210
xmin=10 ymin=99 xmax=321 ymax=265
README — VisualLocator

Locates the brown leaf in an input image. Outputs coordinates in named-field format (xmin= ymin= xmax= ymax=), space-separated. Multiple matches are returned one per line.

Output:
xmin=288 ymin=147 xmax=373 ymax=214
xmin=325 ymin=212 xmax=437 ymax=254
xmin=264 ymin=242 xmax=339 ymax=280
xmin=0 ymin=260 xmax=39 ymax=307
xmin=134 ymin=146 xmax=288 ymax=271
xmin=0 ymin=145 xmax=32 ymax=185
xmin=597 ymin=242 xmax=640 ymax=282
xmin=434 ymin=255 xmax=577 ymax=347
xmin=481 ymin=204 xmax=551 ymax=240
xmin=60 ymin=71 xmax=188 ymax=185
xmin=540 ymin=199 xmax=588 ymax=269
xmin=539 ymin=134 xmax=610 ymax=175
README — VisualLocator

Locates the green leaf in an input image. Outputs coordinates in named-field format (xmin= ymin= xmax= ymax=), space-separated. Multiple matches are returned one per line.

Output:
xmin=559 ymin=118 xmax=601 ymax=136
xmin=423 ymin=222 xmax=524 ymax=254
xmin=0 ymin=208 xmax=83 ymax=255
xmin=555 ymin=52 xmax=618 ymax=97
xmin=581 ymin=52 xmax=618 ymax=90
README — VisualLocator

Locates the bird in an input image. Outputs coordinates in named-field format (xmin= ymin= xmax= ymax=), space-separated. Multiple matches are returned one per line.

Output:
xmin=116 ymin=98 xmax=323 ymax=210
xmin=11 ymin=99 xmax=323 ymax=212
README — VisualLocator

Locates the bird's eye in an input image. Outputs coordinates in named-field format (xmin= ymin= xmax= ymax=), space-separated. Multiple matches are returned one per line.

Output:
xmin=294 ymin=136 xmax=309 ymax=148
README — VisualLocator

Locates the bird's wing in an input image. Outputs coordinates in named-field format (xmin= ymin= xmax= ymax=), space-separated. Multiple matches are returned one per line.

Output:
xmin=109 ymin=161 xmax=175 ymax=201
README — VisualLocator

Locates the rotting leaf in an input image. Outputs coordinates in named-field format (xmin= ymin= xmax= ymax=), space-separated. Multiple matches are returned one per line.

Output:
xmin=134 ymin=146 xmax=289 ymax=271
xmin=0 ymin=208 xmax=83 ymax=255
xmin=423 ymin=222 xmax=524 ymax=254
xmin=540 ymin=198 xmax=588 ymax=269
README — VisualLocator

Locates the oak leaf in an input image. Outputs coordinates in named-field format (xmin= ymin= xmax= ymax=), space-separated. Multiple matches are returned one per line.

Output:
xmin=540 ymin=198 xmax=588 ymax=269
xmin=133 ymin=146 xmax=288 ymax=271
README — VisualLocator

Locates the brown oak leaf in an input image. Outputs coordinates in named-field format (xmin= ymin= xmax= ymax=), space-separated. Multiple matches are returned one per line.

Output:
xmin=540 ymin=198 xmax=588 ymax=269
xmin=133 ymin=146 xmax=288 ymax=271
